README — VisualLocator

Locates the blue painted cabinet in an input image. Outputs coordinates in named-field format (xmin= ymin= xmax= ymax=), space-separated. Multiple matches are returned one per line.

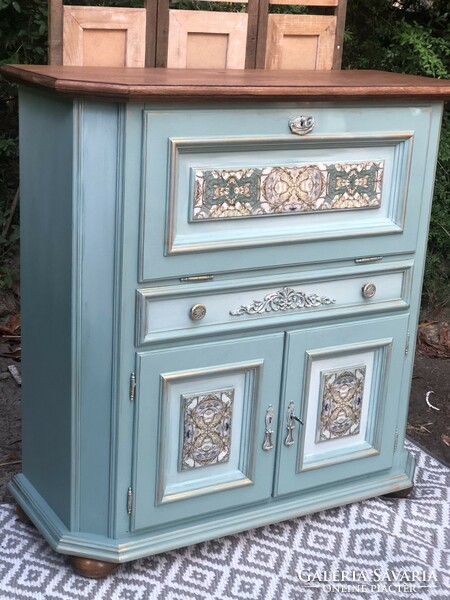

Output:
xmin=5 ymin=67 xmax=448 ymax=570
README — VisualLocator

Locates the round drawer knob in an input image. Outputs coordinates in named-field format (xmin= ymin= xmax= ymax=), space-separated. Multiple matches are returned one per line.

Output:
xmin=362 ymin=283 xmax=377 ymax=299
xmin=189 ymin=304 xmax=207 ymax=321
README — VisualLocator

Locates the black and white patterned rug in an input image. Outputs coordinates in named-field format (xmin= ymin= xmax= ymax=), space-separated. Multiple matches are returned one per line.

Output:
xmin=0 ymin=442 xmax=448 ymax=600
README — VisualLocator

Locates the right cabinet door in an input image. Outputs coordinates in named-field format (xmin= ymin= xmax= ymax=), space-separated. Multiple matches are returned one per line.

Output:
xmin=276 ymin=314 xmax=409 ymax=497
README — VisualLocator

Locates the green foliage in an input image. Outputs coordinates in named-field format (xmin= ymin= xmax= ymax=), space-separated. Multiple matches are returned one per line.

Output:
xmin=0 ymin=0 xmax=49 ymax=287
xmin=344 ymin=0 xmax=449 ymax=307
xmin=423 ymin=112 xmax=450 ymax=306
xmin=0 ymin=0 xmax=48 ymax=64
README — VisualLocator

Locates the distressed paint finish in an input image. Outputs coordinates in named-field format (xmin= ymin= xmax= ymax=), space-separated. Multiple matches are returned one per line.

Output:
xmin=141 ymin=106 xmax=423 ymax=278
xmin=276 ymin=314 xmax=410 ymax=497
xmin=181 ymin=389 xmax=234 ymax=470
xmin=8 ymin=80 xmax=445 ymax=566
xmin=133 ymin=335 xmax=284 ymax=530
xmin=193 ymin=160 xmax=383 ymax=219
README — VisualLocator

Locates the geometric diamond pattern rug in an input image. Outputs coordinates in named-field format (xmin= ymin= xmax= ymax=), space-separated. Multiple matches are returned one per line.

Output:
xmin=0 ymin=441 xmax=448 ymax=600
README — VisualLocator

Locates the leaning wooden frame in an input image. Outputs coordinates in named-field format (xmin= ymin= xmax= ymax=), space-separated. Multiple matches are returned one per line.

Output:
xmin=48 ymin=0 xmax=347 ymax=70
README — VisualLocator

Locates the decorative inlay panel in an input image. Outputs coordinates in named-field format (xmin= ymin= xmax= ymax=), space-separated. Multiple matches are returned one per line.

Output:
xmin=193 ymin=161 xmax=384 ymax=220
xmin=181 ymin=389 xmax=234 ymax=470
xmin=318 ymin=366 xmax=366 ymax=442
xmin=230 ymin=287 xmax=336 ymax=316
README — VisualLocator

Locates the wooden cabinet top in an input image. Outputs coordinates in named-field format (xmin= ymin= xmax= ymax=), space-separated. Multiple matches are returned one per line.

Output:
xmin=2 ymin=65 xmax=450 ymax=102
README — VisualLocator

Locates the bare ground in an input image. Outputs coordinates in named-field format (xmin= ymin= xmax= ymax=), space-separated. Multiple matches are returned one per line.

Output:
xmin=0 ymin=288 xmax=448 ymax=502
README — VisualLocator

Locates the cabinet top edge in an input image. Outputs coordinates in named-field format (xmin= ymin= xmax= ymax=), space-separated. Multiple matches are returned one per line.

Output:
xmin=2 ymin=65 xmax=450 ymax=102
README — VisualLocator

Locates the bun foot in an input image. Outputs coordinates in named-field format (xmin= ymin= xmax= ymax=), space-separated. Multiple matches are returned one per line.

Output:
xmin=71 ymin=556 xmax=120 ymax=578
xmin=383 ymin=484 xmax=414 ymax=499
xmin=15 ymin=504 xmax=33 ymax=525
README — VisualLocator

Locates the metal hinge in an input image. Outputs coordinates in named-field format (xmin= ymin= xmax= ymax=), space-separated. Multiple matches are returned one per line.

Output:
xmin=394 ymin=428 xmax=399 ymax=452
xmin=180 ymin=274 xmax=214 ymax=282
xmin=127 ymin=487 xmax=133 ymax=515
xmin=129 ymin=373 xmax=136 ymax=401
xmin=354 ymin=256 xmax=383 ymax=264
xmin=405 ymin=331 xmax=410 ymax=356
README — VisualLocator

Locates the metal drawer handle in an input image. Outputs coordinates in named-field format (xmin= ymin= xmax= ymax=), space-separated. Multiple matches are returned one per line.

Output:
xmin=189 ymin=304 xmax=207 ymax=320
xmin=284 ymin=402 xmax=303 ymax=447
xmin=362 ymin=283 xmax=377 ymax=299
xmin=262 ymin=405 xmax=275 ymax=451
xmin=289 ymin=116 xmax=315 ymax=136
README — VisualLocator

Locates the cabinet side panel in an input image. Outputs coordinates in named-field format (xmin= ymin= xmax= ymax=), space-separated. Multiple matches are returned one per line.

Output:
xmin=76 ymin=102 xmax=123 ymax=535
xmin=19 ymin=88 xmax=74 ymax=526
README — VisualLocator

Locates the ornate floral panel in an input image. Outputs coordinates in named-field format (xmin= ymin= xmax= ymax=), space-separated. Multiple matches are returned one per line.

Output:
xmin=180 ymin=388 xmax=234 ymax=470
xmin=317 ymin=366 xmax=366 ymax=442
xmin=192 ymin=161 xmax=384 ymax=220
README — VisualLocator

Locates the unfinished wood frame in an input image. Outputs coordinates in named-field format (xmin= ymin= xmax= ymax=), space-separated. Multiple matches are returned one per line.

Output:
xmin=48 ymin=0 xmax=347 ymax=70
xmin=254 ymin=0 xmax=347 ymax=69
xmin=157 ymin=0 xmax=347 ymax=69
xmin=62 ymin=6 xmax=146 ymax=67
xmin=48 ymin=0 xmax=147 ymax=67
xmin=265 ymin=14 xmax=336 ymax=70
xmin=166 ymin=9 xmax=248 ymax=69
xmin=153 ymin=0 xmax=260 ymax=69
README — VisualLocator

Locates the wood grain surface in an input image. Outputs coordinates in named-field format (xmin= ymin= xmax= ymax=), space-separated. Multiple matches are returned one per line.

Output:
xmin=2 ymin=65 xmax=450 ymax=102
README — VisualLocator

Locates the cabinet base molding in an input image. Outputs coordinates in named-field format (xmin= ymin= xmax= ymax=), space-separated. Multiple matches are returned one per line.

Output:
xmin=15 ymin=503 xmax=33 ymax=526
xmin=8 ymin=452 xmax=415 ymax=571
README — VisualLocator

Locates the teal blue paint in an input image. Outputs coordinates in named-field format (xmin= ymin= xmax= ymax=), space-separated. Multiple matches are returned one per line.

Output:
xmin=74 ymin=101 xmax=124 ymax=536
xmin=18 ymin=88 xmax=74 ymax=528
xmin=132 ymin=334 xmax=284 ymax=531
xmin=9 ymin=88 xmax=443 ymax=564
xmin=275 ymin=315 xmax=409 ymax=497
xmin=139 ymin=103 xmax=438 ymax=282
xmin=10 ymin=456 xmax=415 ymax=563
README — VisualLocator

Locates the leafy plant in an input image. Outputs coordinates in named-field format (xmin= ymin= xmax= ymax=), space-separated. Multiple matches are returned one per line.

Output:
xmin=344 ymin=0 xmax=449 ymax=307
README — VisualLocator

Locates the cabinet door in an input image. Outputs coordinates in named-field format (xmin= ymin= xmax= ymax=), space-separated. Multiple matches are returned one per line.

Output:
xmin=132 ymin=333 xmax=283 ymax=531
xmin=276 ymin=315 xmax=409 ymax=497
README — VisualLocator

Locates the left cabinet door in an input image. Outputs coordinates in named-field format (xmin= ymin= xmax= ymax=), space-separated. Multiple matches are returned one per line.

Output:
xmin=131 ymin=333 xmax=284 ymax=531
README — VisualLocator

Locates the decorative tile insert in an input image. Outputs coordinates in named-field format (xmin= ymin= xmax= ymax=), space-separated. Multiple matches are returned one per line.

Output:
xmin=317 ymin=366 xmax=366 ymax=442
xmin=181 ymin=388 xmax=234 ymax=470
xmin=193 ymin=161 xmax=384 ymax=220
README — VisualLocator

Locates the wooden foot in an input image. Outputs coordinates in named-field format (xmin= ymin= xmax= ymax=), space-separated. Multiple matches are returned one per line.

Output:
xmin=71 ymin=556 xmax=120 ymax=579
xmin=15 ymin=504 xmax=33 ymax=525
xmin=383 ymin=484 xmax=414 ymax=499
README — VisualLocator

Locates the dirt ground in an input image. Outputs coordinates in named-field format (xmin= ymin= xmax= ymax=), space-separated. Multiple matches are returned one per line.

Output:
xmin=0 ymin=287 xmax=448 ymax=502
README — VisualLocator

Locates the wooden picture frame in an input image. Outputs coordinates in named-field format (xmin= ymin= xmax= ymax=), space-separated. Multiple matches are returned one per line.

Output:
xmin=265 ymin=14 xmax=337 ymax=70
xmin=166 ymin=10 xmax=248 ymax=69
xmin=63 ymin=6 xmax=146 ymax=67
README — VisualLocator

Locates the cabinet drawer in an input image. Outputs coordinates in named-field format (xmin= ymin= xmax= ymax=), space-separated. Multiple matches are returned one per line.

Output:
xmin=137 ymin=261 xmax=412 ymax=344
xmin=140 ymin=104 xmax=432 ymax=281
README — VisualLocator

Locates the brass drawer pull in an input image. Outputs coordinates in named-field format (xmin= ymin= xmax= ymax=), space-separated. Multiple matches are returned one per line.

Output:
xmin=362 ymin=283 xmax=377 ymax=299
xmin=289 ymin=116 xmax=315 ymax=136
xmin=189 ymin=304 xmax=207 ymax=320
xmin=262 ymin=405 xmax=275 ymax=451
